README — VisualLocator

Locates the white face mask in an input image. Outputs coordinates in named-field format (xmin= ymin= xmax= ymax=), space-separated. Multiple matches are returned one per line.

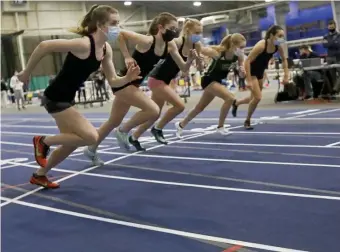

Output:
xmin=105 ymin=26 xmax=120 ymax=41
xmin=234 ymin=48 xmax=244 ymax=57
xmin=274 ymin=38 xmax=286 ymax=46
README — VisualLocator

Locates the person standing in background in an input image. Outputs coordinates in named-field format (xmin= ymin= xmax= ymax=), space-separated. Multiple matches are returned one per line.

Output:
xmin=1 ymin=76 xmax=8 ymax=108
xmin=323 ymin=20 xmax=340 ymax=94
xmin=10 ymin=71 xmax=26 ymax=110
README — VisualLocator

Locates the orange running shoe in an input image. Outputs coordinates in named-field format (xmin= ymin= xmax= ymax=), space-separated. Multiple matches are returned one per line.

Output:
xmin=30 ymin=173 xmax=60 ymax=189
xmin=33 ymin=136 xmax=50 ymax=168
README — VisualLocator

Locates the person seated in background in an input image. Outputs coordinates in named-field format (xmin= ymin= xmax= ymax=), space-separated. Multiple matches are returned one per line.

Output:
xmin=297 ymin=45 xmax=322 ymax=99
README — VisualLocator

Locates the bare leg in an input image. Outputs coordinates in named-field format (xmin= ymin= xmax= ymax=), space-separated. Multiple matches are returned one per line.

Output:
xmin=180 ymin=90 xmax=215 ymax=128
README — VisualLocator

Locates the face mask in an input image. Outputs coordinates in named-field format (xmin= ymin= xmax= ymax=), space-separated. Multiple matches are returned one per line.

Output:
xmin=106 ymin=26 xmax=120 ymax=41
xmin=234 ymin=48 xmax=244 ymax=57
xmin=274 ymin=38 xmax=286 ymax=46
xmin=162 ymin=29 xmax=178 ymax=42
xmin=329 ymin=28 xmax=336 ymax=33
xmin=191 ymin=34 xmax=202 ymax=43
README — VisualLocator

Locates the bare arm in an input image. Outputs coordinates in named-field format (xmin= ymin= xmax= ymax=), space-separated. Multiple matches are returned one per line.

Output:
xmin=195 ymin=42 xmax=220 ymax=59
xmin=237 ymin=54 xmax=245 ymax=78
xmin=244 ymin=40 xmax=265 ymax=81
xmin=24 ymin=38 xmax=88 ymax=74
xmin=118 ymin=33 xmax=132 ymax=60
xmin=168 ymin=40 xmax=193 ymax=72
xmin=278 ymin=45 xmax=289 ymax=81
xmin=119 ymin=30 xmax=153 ymax=48
xmin=101 ymin=43 xmax=141 ymax=88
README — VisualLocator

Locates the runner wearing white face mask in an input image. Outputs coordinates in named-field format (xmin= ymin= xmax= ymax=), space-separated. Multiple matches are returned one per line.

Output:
xmin=16 ymin=4 xmax=140 ymax=189
xmin=232 ymin=25 xmax=290 ymax=130
xmin=176 ymin=33 xmax=247 ymax=138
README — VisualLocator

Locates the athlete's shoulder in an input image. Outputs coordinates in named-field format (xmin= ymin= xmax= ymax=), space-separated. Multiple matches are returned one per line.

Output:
xmin=255 ymin=39 xmax=266 ymax=49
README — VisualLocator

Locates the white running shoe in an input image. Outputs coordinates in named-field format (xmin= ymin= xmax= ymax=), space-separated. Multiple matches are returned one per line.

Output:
xmin=114 ymin=128 xmax=130 ymax=150
xmin=83 ymin=147 xmax=104 ymax=166
xmin=216 ymin=127 xmax=232 ymax=136
xmin=175 ymin=121 xmax=183 ymax=139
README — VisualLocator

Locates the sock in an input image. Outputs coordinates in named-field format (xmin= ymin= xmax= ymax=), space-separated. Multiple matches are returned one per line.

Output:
xmin=154 ymin=125 xmax=162 ymax=131
xmin=130 ymin=135 xmax=137 ymax=141
xmin=178 ymin=122 xmax=183 ymax=129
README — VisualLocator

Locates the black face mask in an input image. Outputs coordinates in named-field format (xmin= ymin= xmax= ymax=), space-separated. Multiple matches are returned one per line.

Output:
xmin=329 ymin=28 xmax=336 ymax=33
xmin=162 ymin=29 xmax=178 ymax=42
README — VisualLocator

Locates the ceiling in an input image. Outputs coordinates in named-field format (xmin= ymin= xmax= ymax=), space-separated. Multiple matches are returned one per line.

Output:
xmin=114 ymin=1 xmax=264 ymax=18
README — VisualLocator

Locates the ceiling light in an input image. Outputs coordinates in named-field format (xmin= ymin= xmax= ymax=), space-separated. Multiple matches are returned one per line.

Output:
xmin=265 ymin=0 xmax=273 ymax=2
xmin=193 ymin=2 xmax=201 ymax=7
xmin=124 ymin=1 xmax=132 ymax=6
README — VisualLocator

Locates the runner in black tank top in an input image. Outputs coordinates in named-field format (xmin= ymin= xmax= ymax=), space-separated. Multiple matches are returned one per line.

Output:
xmin=16 ymin=5 xmax=141 ymax=188
xmin=232 ymin=25 xmax=290 ymax=129
xmin=83 ymin=13 xmax=201 ymax=162
xmin=176 ymin=33 xmax=247 ymax=138
xmin=129 ymin=31 xmax=201 ymax=151
xmin=111 ymin=36 xmax=168 ymax=93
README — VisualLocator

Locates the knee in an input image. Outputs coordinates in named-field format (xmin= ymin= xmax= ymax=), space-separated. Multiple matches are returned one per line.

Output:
xmin=175 ymin=102 xmax=185 ymax=113
xmin=252 ymin=94 xmax=262 ymax=103
xmin=83 ymin=131 xmax=99 ymax=146
xmin=147 ymin=105 xmax=160 ymax=120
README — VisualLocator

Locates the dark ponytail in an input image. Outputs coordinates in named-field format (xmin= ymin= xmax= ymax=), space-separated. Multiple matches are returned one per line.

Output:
xmin=265 ymin=25 xmax=283 ymax=40
xmin=148 ymin=16 xmax=159 ymax=35
xmin=147 ymin=12 xmax=177 ymax=36
xmin=69 ymin=5 xmax=118 ymax=36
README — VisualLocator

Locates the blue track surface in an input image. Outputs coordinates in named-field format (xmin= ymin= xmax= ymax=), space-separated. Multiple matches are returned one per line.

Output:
xmin=1 ymin=107 xmax=340 ymax=252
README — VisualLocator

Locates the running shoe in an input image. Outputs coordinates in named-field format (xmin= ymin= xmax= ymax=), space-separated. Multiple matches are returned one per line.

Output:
xmin=175 ymin=121 xmax=183 ymax=138
xmin=83 ymin=147 xmax=104 ymax=166
xmin=114 ymin=128 xmax=130 ymax=150
xmin=30 ymin=173 xmax=60 ymax=189
xmin=129 ymin=136 xmax=146 ymax=151
xmin=216 ymin=126 xmax=232 ymax=135
xmin=151 ymin=127 xmax=167 ymax=144
xmin=32 ymin=136 xmax=50 ymax=168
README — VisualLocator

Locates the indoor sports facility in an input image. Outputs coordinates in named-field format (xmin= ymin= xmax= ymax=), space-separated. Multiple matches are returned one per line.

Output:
xmin=1 ymin=1 xmax=340 ymax=252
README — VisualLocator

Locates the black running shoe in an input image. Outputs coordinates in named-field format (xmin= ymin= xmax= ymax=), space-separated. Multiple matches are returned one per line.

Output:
xmin=128 ymin=136 xmax=146 ymax=151
xmin=151 ymin=127 xmax=168 ymax=144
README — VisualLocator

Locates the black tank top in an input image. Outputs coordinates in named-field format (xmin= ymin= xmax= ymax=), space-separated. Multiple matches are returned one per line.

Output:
xmin=204 ymin=52 xmax=238 ymax=82
xmin=120 ymin=36 xmax=168 ymax=84
xmin=44 ymin=35 xmax=106 ymax=102
xmin=250 ymin=39 xmax=278 ymax=74
xmin=149 ymin=37 xmax=192 ymax=84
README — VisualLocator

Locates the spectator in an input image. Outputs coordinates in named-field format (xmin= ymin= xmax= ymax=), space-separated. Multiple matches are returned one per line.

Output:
xmin=10 ymin=71 xmax=26 ymax=110
xmin=323 ymin=20 xmax=340 ymax=94
xmin=297 ymin=45 xmax=322 ymax=99
xmin=1 ymin=76 xmax=8 ymax=108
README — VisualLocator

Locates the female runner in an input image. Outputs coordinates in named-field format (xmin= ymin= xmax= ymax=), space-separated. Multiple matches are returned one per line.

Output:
xmin=17 ymin=5 xmax=140 ymax=188
xmin=232 ymin=25 xmax=289 ymax=129
xmin=84 ymin=13 xmax=199 ymax=163
xmin=176 ymin=33 xmax=247 ymax=138
xmin=128 ymin=18 xmax=204 ymax=151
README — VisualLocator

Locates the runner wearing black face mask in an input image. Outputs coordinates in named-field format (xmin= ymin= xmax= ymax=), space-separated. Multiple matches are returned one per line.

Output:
xmin=83 ymin=12 xmax=200 ymax=162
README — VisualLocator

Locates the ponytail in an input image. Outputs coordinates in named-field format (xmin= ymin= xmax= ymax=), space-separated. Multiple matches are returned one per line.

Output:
xmin=210 ymin=33 xmax=246 ymax=53
xmin=147 ymin=12 xmax=177 ymax=36
xmin=70 ymin=5 xmax=98 ymax=36
xmin=148 ymin=16 xmax=159 ymax=35
xmin=69 ymin=5 xmax=118 ymax=36
xmin=210 ymin=35 xmax=232 ymax=53
xmin=265 ymin=25 xmax=283 ymax=40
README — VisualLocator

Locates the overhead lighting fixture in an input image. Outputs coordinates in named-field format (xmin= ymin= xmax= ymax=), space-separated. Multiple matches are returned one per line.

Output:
xmin=193 ymin=2 xmax=201 ymax=7
xmin=265 ymin=0 xmax=273 ymax=2
xmin=124 ymin=1 xmax=132 ymax=6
